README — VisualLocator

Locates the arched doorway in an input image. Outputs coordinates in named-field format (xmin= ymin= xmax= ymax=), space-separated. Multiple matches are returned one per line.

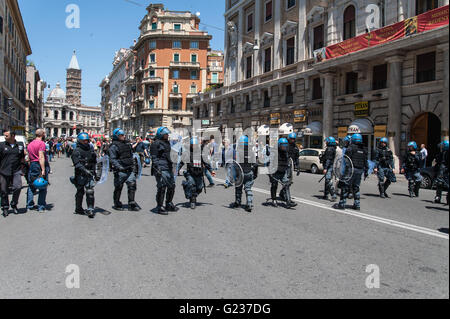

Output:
xmin=411 ymin=112 xmax=441 ymax=166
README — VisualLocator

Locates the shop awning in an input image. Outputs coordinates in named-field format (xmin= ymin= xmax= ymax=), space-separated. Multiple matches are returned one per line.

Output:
xmin=257 ymin=125 xmax=270 ymax=136
xmin=348 ymin=119 xmax=374 ymax=134
xmin=302 ymin=121 xmax=322 ymax=136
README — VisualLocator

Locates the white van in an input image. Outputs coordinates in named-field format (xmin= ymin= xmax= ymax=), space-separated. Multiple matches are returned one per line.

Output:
xmin=0 ymin=135 xmax=28 ymax=146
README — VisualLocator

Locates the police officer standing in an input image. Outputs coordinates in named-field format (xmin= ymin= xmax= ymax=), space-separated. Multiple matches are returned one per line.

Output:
xmin=321 ymin=137 xmax=338 ymax=202
xmin=287 ymin=133 xmax=300 ymax=175
xmin=336 ymin=134 xmax=368 ymax=210
xmin=374 ymin=137 xmax=396 ymax=198
xmin=150 ymin=127 xmax=177 ymax=215
xmin=180 ymin=137 xmax=215 ymax=210
xmin=230 ymin=136 xmax=258 ymax=212
xmin=434 ymin=140 xmax=449 ymax=205
xmin=0 ymin=130 xmax=25 ymax=217
xmin=401 ymin=141 xmax=422 ymax=198
xmin=71 ymin=132 xmax=98 ymax=218
xmin=269 ymin=138 xmax=297 ymax=208
xmin=109 ymin=128 xmax=141 ymax=211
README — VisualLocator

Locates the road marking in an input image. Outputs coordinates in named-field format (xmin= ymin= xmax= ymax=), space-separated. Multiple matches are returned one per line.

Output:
xmin=213 ymin=178 xmax=449 ymax=240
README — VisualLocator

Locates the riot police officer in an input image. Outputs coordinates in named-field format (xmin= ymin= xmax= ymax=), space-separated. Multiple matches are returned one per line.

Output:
xmin=374 ymin=137 xmax=396 ymax=198
xmin=71 ymin=132 xmax=98 ymax=218
xmin=336 ymin=134 xmax=368 ymax=210
xmin=230 ymin=136 xmax=258 ymax=212
xmin=287 ymin=133 xmax=300 ymax=175
xmin=180 ymin=137 xmax=215 ymax=210
xmin=434 ymin=140 xmax=449 ymax=205
xmin=401 ymin=141 xmax=422 ymax=198
xmin=321 ymin=137 xmax=337 ymax=202
xmin=150 ymin=127 xmax=177 ymax=215
xmin=109 ymin=128 xmax=141 ymax=211
xmin=269 ymin=138 xmax=297 ymax=208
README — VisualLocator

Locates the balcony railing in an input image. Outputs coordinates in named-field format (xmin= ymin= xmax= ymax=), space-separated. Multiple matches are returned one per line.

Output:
xmin=170 ymin=61 xmax=200 ymax=68
xmin=169 ymin=92 xmax=182 ymax=99
xmin=208 ymin=66 xmax=223 ymax=72
xmin=142 ymin=77 xmax=163 ymax=84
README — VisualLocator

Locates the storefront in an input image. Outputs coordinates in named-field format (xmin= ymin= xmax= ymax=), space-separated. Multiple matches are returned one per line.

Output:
xmin=302 ymin=121 xmax=323 ymax=149
xmin=347 ymin=118 xmax=375 ymax=158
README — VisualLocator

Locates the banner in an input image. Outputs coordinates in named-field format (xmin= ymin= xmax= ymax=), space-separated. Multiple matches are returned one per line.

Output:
xmin=270 ymin=113 xmax=280 ymax=125
xmin=294 ymin=110 xmax=307 ymax=123
xmin=325 ymin=5 xmax=449 ymax=60
xmin=354 ymin=102 xmax=370 ymax=118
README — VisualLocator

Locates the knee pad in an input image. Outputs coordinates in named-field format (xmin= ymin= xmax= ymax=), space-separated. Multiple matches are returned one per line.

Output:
xmin=128 ymin=182 xmax=137 ymax=192
xmin=86 ymin=188 xmax=94 ymax=197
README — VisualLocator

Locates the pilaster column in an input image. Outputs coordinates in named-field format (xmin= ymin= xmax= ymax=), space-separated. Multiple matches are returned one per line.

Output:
xmin=298 ymin=0 xmax=307 ymax=61
xmin=322 ymin=72 xmax=334 ymax=139
xmin=254 ymin=0 xmax=262 ymax=76
xmin=237 ymin=6 xmax=244 ymax=82
xmin=273 ymin=0 xmax=281 ymax=70
xmin=437 ymin=43 xmax=449 ymax=141
xmin=386 ymin=55 xmax=404 ymax=170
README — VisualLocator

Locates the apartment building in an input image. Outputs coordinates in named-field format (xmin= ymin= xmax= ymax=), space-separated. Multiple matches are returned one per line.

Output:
xmin=193 ymin=0 xmax=449 ymax=168
xmin=25 ymin=64 xmax=46 ymax=135
xmin=207 ymin=50 xmax=225 ymax=88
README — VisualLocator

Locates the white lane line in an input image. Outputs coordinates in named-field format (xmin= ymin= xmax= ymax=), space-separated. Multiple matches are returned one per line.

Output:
xmin=213 ymin=178 xmax=449 ymax=240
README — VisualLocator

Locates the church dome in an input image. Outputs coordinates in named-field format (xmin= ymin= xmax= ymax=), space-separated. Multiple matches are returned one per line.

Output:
xmin=48 ymin=82 xmax=66 ymax=100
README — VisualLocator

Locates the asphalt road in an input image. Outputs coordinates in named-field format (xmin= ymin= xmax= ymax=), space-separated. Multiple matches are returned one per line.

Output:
xmin=0 ymin=157 xmax=448 ymax=298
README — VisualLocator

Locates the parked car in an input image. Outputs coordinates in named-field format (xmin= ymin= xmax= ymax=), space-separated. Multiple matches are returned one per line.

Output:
xmin=299 ymin=148 xmax=324 ymax=174
xmin=419 ymin=166 xmax=448 ymax=190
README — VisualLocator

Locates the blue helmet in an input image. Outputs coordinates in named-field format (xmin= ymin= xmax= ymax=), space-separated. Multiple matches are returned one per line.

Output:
xmin=77 ymin=132 xmax=89 ymax=142
xmin=238 ymin=136 xmax=249 ymax=146
xmin=351 ymin=134 xmax=363 ymax=144
xmin=408 ymin=141 xmax=418 ymax=150
xmin=190 ymin=137 xmax=199 ymax=145
xmin=343 ymin=135 xmax=352 ymax=144
xmin=380 ymin=137 xmax=389 ymax=144
xmin=144 ymin=158 xmax=151 ymax=165
xmin=278 ymin=138 xmax=289 ymax=147
xmin=113 ymin=128 xmax=125 ymax=140
xmin=33 ymin=177 xmax=48 ymax=190
xmin=325 ymin=136 xmax=337 ymax=146
xmin=441 ymin=140 xmax=449 ymax=151
xmin=156 ymin=127 xmax=171 ymax=139
xmin=288 ymin=132 xmax=297 ymax=140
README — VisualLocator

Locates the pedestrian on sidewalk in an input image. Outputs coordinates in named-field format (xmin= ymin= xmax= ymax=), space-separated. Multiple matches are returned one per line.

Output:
xmin=0 ymin=130 xmax=26 ymax=217
xmin=26 ymin=129 xmax=50 ymax=213
xmin=420 ymin=144 xmax=428 ymax=168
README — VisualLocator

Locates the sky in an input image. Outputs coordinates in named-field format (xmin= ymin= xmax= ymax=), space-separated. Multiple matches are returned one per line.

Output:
xmin=18 ymin=0 xmax=226 ymax=107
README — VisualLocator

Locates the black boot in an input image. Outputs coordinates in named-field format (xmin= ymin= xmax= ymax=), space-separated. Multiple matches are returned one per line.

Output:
xmin=75 ymin=191 xmax=85 ymax=214
xmin=245 ymin=203 xmax=253 ymax=212
xmin=128 ymin=189 xmax=141 ymax=211
xmin=165 ymin=188 xmax=178 ymax=212
xmin=408 ymin=182 xmax=415 ymax=198
xmin=230 ymin=201 xmax=241 ymax=209
xmin=190 ymin=197 xmax=196 ymax=210
xmin=384 ymin=180 xmax=391 ymax=198
xmin=271 ymin=186 xmax=278 ymax=207
xmin=434 ymin=196 xmax=441 ymax=204
xmin=414 ymin=182 xmax=421 ymax=197
xmin=112 ymin=187 xmax=124 ymax=211
xmin=11 ymin=205 xmax=20 ymax=215
xmin=86 ymin=208 xmax=95 ymax=219
xmin=378 ymin=183 xmax=385 ymax=198
xmin=2 ymin=208 xmax=8 ymax=218
xmin=155 ymin=187 xmax=168 ymax=215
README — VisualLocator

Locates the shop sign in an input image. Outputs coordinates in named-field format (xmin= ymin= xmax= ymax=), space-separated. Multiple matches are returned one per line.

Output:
xmin=270 ymin=113 xmax=280 ymax=125
xmin=201 ymin=120 xmax=210 ymax=126
xmin=374 ymin=125 xmax=387 ymax=138
xmin=354 ymin=102 xmax=369 ymax=118
xmin=338 ymin=126 xmax=348 ymax=138
xmin=294 ymin=110 xmax=307 ymax=123
xmin=348 ymin=125 xmax=361 ymax=134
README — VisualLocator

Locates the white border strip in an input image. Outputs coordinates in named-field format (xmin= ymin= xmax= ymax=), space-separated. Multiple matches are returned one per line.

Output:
xmin=214 ymin=178 xmax=449 ymax=240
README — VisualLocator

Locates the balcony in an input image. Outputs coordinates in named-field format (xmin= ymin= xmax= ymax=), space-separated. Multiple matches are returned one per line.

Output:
xmin=142 ymin=76 xmax=163 ymax=84
xmin=140 ymin=108 xmax=163 ymax=116
xmin=124 ymin=75 xmax=135 ymax=85
xmin=134 ymin=95 xmax=144 ymax=102
xmin=186 ymin=93 xmax=198 ymax=99
xmin=134 ymin=66 xmax=144 ymax=75
xmin=208 ymin=66 xmax=223 ymax=72
xmin=170 ymin=61 xmax=200 ymax=69
xmin=169 ymin=92 xmax=182 ymax=99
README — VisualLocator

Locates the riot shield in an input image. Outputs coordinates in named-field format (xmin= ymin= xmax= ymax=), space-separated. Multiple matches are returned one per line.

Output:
xmin=227 ymin=161 xmax=244 ymax=188
xmin=333 ymin=154 xmax=354 ymax=183
xmin=95 ymin=155 xmax=109 ymax=185
xmin=133 ymin=153 xmax=143 ymax=180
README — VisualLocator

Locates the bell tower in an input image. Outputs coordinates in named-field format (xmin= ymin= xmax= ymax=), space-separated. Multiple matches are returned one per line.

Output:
xmin=66 ymin=50 xmax=82 ymax=106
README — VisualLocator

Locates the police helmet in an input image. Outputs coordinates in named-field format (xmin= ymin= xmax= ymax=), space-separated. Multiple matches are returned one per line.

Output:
xmin=112 ymin=128 xmax=125 ymax=140
xmin=156 ymin=127 xmax=171 ymax=139
xmin=380 ymin=137 xmax=389 ymax=144
xmin=407 ymin=141 xmax=418 ymax=150
xmin=441 ymin=140 xmax=449 ymax=151
xmin=77 ymin=132 xmax=90 ymax=142
xmin=238 ymin=136 xmax=249 ymax=146
xmin=190 ymin=137 xmax=199 ymax=145
xmin=351 ymin=134 xmax=363 ymax=144
xmin=325 ymin=136 xmax=337 ymax=146
xmin=33 ymin=177 xmax=48 ymax=190
xmin=288 ymin=132 xmax=297 ymax=140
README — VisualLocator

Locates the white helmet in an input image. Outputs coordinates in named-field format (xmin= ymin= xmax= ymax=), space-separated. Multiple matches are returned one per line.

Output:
xmin=279 ymin=123 xmax=294 ymax=135
xmin=257 ymin=125 xmax=270 ymax=136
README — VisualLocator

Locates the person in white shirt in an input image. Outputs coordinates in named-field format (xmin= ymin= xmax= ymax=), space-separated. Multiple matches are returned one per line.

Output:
xmin=420 ymin=144 xmax=428 ymax=168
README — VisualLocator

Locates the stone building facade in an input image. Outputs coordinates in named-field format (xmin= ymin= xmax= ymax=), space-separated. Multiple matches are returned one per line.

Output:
xmin=25 ymin=64 xmax=46 ymax=135
xmin=193 ymin=0 xmax=449 ymax=168
xmin=43 ymin=52 xmax=104 ymax=137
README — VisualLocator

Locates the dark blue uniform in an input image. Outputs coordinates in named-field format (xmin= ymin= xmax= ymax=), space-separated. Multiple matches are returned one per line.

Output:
xmin=402 ymin=151 xmax=422 ymax=197
xmin=374 ymin=145 xmax=396 ymax=198
xmin=434 ymin=149 xmax=449 ymax=204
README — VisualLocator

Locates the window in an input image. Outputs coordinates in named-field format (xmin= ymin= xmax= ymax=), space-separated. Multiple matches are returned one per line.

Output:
xmin=174 ymin=23 xmax=181 ymax=30
xmin=149 ymin=100 xmax=155 ymax=109
xmin=264 ymin=47 xmax=272 ymax=73
xmin=312 ymin=78 xmax=322 ymax=100
xmin=173 ymin=70 xmax=179 ymax=79
xmin=246 ymin=56 xmax=252 ymax=79
xmin=264 ymin=90 xmax=270 ymax=107
xmin=172 ymin=100 xmax=180 ymax=111
xmin=190 ymin=41 xmax=199 ymax=49
xmin=346 ymin=72 xmax=358 ymax=94
xmin=417 ymin=52 xmax=436 ymax=83
xmin=230 ymin=99 xmax=235 ymax=113
xmin=246 ymin=95 xmax=251 ymax=111
xmin=151 ymin=22 xmax=157 ymax=30
xmin=190 ymin=70 xmax=198 ymax=80
xmin=54 ymin=110 xmax=58 ymax=119
xmin=313 ymin=25 xmax=324 ymax=50
xmin=191 ymin=54 xmax=197 ymax=63
xmin=285 ymin=85 xmax=293 ymax=104
xmin=173 ymin=41 xmax=181 ymax=49
xmin=173 ymin=83 xmax=179 ymax=93
xmin=148 ymin=86 xmax=155 ymax=95
xmin=372 ymin=64 xmax=387 ymax=90
xmin=174 ymin=53 xmax=180 ymax=62
xmin=265 ymin=1 xmax=273 ymax=22
xmin=190 ymin=84 xmax=197 ymax=94
xmin=150 ymin=53 xmax=156 ymax=63
xmin=247 ymin=13 xmax=253 ymax=32
xmin=211 ymin=72 xmax=219 ymax=84
xmin=287 ymin=0 xmax=296 ymax=10
xmin=149 ymin=41 xmax=156 ymax=49
xmin=69 ymin=112 xmax=74 ymax=121
xmin=62 ymin=110 xmax=66 ymax=120
xmin=0 ymin=16 xmax=3 ymax=34
xmin=286 ymin=37 xmax=295 ymax=65
xmin=343 ymin=5 xmax=356 ymax=40
xmin=416 ymin=0 xmax=438 ymax=15
xmin=216 ymin=103 xmax=221 ymax=116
